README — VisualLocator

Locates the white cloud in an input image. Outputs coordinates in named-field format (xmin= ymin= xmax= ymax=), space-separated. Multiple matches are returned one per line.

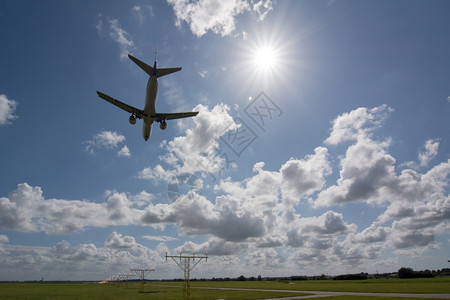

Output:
xmin=0 ymin=235 xmax=8 ymax=243
xmin=2 ymin=103 xmax=449 ymax=278
xmin=315 ymin=105 xmax=450 ymax=253
xmin=252 ymin=0 xmax=273 ymax=21
xmin=0 ymin=235 xmax=165 ymax=281
xmin=131 ymin=190 xmax=154 ymax=207
xmin=167 ymin=0 xmax=274 ymax=37
xmin=325 ymin=104 xmax=392 ymax=145
xmin=140 ymin=103 xmax=238 ymax=178
xmin=418 ymin=138 xmax=439 ymax=167
xmin=95 ymin=13 xmax=103 ymax=36
xmin=85 ymin=130 xmax=126 ymax=154
xmin=108 ymin=18 xmax=135 ymax=60
xmin=132 ymin=5 xmax=154 ymax=25
xmin=314 ymin=138 xmax=397 ymax=207
xmin=136 ymin=103 xmax=448 ymax=262
xmin=0 ymin=183 xmax=44 ymax=232
xmin=105 ymin=232 xmax=137 ymax=249
xmin=142 ymin=235 xmax=179 ymax=242
xmin=0 ymin=94 xmax=18 ymax=125
xmin=138 ymin=164 xmax=178 ymax=183
xmin=350 ymin=223 xmax=388 ymax=244
xmin=168 ymin=0 xmax=249 ymax=37
xmin=280 ymin=147 xmax=332 ymax=206
xmin=117 ymin=145 xmax=131 ymax=157
xmin=0 ymin=183 xmax=139 ymax=235
xmin=106 ymin=192 xmax=132 ymax=222
xmin=95 ymin=14 xmax=135 ymax=59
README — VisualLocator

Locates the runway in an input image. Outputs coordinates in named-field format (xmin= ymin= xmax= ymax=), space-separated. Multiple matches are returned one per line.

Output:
xmin=191 ymin=286 xmax=450 ymax=299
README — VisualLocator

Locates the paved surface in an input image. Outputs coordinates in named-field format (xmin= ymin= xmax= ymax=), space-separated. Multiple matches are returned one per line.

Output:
xmin=151 ymin=284 xmax=450 ymax=299
xmin=191 ymin=286 xmax=450 ymax=299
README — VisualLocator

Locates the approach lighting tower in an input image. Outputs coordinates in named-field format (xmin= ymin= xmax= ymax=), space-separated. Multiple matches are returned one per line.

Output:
xmin=165 ymin=251 xmax=208 ymax=300
xmin=131 ymin=267 xmax=155 ymax=293
xmin=118 ymin=273 xmax=135 ymax=289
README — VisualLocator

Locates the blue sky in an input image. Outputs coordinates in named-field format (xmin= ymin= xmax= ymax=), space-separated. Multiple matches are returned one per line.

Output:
xmin=0 ymin=0 xmax=449 ymax=281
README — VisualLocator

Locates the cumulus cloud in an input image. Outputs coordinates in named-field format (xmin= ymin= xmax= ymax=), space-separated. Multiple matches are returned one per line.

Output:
xmin=314 ymin=138 xmax=397 ymax=207
xmin=0 ymin=183 xmax=138 ymax=235
xmin=325 ymin=104 xmax=392 ymax=145
xmin=117 ymin=145 xmax=131 ymax=157
xmin=418 ymin=138 xmax=440 ymax=167
xmin=84 ymin=130 xmax=128 ymax=155
xmin=140 ymin=192 xmax=266 ymax=241
xmin=105 ymin=232 xmax=137 ymax=249
xmin=0 ymin=94 xmax=18 ymax=125
xmin=140 ymin=103 xmax=238 ymax=179
xmin=280 ymin=147 xmax=331 ymax=206
xmin=351 ymin=223 xmax=388 ymax=244
xmin=2 ymin=103 xmax=448 ymax=278
xmin=0 ymin=234 xmax=166 ymax=281
xmin=315 ymin=105 xmax=450 ymax=254
xmin=136 ymin=100 xmax=448 ymax=264
xmin=0 ymin=183 xmax=44 ymax=231
xmin=167 ymin=0 xmax=273 ymax=37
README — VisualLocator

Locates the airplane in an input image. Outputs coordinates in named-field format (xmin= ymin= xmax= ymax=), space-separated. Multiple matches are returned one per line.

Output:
xmin=96 ymin=53 xmax=198 ymax=141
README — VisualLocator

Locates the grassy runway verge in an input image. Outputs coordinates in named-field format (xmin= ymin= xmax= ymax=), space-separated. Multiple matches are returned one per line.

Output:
xmin=0 ymin=277 xmax=449 ymax=299
xmin=0 ymin=282 xmax=308 ymax=300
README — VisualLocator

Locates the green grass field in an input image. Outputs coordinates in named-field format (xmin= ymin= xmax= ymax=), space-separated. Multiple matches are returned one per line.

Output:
xmin=0 ymin=277 xmax=449 ymax=299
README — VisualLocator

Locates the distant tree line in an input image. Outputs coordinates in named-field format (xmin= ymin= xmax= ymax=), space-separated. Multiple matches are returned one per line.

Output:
xmin=333 ymin=273 xmax=368 ymax=280
xmin=398 ymin=267 xmax=434 ymax=279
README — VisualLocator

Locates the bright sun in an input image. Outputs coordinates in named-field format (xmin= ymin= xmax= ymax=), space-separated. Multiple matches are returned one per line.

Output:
xmin=253 ymin=46 xmax=277 ymax=71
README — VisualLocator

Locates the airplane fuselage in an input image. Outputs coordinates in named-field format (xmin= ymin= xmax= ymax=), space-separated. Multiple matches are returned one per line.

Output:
xmin=143 ymin=75 xmax=158 ymax=141
xmin=96 ymin=54 xmax=198 ymax=141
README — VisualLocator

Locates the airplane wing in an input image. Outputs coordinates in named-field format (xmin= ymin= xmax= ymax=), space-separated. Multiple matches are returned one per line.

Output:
xmin=154 ymin=111 xmax=199 ymax=121
xmin=96 ymin=91 xmax=146 ymax=119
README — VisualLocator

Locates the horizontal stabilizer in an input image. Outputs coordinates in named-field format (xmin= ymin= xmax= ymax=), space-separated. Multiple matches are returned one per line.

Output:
xmin=128 ymin=54 xmax=181 ymax=78
xmin=157 ymin=67 xmax=182 ymax=78
xmin=128 ymin=54 xmax=153 ymax=76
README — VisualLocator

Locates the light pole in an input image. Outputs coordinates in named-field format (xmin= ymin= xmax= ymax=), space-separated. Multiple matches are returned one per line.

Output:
xmin=165 ymin=251 xmax=208 ymax=300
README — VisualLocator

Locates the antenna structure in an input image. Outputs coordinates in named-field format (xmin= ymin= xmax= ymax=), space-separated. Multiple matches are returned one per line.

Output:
xmin=166 ymin=251 xmax=208 ymax=300
xmin=131 ymin=267 xmax=155 ymax=293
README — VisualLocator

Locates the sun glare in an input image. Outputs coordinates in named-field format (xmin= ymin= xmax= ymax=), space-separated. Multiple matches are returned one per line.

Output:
xmin=253 ymin=46 xmax=277 ymax=71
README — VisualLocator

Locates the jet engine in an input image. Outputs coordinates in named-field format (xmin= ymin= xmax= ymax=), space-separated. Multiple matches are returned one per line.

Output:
xmin=129 ymin=115 xmax=136 ymax=125
xmin=159 ymin=121 xmax=167 ymax=130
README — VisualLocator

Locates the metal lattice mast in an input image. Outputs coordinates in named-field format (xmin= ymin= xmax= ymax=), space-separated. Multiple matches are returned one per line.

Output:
xmin=165 ymin=251 xmax=208 ymax=300
xmin=118 ymin=273 xmax=135 ymax=289
xmin=131 ymin=267 xmax=155 ymax=293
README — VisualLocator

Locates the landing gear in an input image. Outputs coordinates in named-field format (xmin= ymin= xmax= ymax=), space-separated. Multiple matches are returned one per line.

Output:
xmin=159 ymin=120 xmax=167 ymax=130
xmin=129 ymin=115 xmax=137 ymax=125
